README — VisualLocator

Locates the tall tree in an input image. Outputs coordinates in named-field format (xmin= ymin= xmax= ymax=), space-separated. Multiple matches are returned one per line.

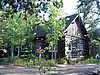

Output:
xmin=0 ymin=0 xmax=65 ymax=59
xmin=40 ymin=1 xmax=66 ymax=59
xmin=0 ymin=0 xmax=44 ymax=58
xmin=2 ymin=13 xmax=36 ymax=58
xmin=77 ymin=0 xmax=100 ymax=57
xmin=0 ymin=11 xmax=4 ymax=49
xmin=77 ymin=0 xmax=100 ymax=25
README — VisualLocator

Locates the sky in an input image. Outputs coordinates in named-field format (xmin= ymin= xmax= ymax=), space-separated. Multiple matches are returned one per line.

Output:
xmin=43 ymin=0 xmax=79 ymax=21
xmin=63 ymin=0 xmax=78 ymax=15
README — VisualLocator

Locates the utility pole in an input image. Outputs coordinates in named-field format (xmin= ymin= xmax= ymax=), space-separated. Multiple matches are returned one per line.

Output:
xmin=54 ymin=36 xmax=56 ymax=60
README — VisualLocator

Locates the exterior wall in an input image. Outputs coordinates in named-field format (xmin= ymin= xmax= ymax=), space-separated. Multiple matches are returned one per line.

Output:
xmin=33 ymin=15 xmax=89 ymax=59
xmin=33 ymin=36 xmax=48 ymax=55
xmin=58 ymin=38 xmax=65 ymax=58
xmin=65 ymin=20 xmax=84 ymax=59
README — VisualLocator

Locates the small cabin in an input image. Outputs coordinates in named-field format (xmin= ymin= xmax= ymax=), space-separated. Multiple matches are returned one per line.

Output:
xmin=58 ymin=14 xmax=89 ymax=59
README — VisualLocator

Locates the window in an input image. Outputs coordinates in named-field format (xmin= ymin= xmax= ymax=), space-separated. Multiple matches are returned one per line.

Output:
xmin=68 ymin=44 xmax=71 ymax=50
xmin=65 ymin=31 xmax=68 ymax=34
xmin=77 ymin=43 xmax=83 ymax=50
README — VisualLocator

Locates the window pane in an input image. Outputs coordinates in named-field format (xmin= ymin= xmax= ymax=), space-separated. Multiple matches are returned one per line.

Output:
xmin=77 ymin=43 xmax=83 ymax=50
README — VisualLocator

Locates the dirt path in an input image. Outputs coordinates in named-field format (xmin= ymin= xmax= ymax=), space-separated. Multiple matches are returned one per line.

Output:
xmin=0 ymin=64 xmax=100 ymax=75
xmin=0 ymin=65 xmax=39 ymax=75
xmin=55 ymin=64 xmax=100 ymax=75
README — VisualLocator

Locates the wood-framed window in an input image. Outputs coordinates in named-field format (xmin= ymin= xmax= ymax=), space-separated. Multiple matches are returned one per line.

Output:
xmin=77 ymin=43 xmax=83 ymax=50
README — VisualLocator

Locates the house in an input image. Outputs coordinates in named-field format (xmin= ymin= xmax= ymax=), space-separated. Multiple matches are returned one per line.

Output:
xmin=58 ymin=14 xmax=89 ymax=59
xmin=34 ymin=14 xmax=90 ymax=59
xmin=33 ymin=24 xmax=48 ymax=54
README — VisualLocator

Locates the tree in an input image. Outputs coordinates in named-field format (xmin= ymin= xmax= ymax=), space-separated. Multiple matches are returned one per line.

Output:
xmin=77 ymin=0 xmax=100 ymax=25
xmin=77 ymin=0 xmax=100 ymax=57
xmin=40 ymin=2 xmax=66 ymax=59
xmin=0 ymin=0 xmax=66 ymax=60
xmin=0 ymin=11 xmax=4 ymax=49
xmin=2 ymin=14 xmax=28 ymax=57
xmin=0 ymin=0 xmax=43 ymax=59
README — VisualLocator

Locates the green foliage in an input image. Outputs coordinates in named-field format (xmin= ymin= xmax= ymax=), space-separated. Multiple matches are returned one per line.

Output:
xmin=70 ymin=59 xmax=76 ymax=64
xmin=13 ymin=55 xmax=38 ymax=67
xmin=13 ymin=57 xmax=56 ymax=67
xmin=84 ymin=57 xmax=100 ymax=64
xmin=0 ymin=58 xmax=3 ymax=65
xmin=47 ymin=59 xmax=56 ymax=66
xmin=77 ymin=0 xmax=100 ymax=28
xmin=33 ymin=58 xmax=56 ymax=67
xmin=70 ymin=58 xmax=82 ymax=64
xmin=20 ymin=48 xmax=32 ymax=58
xmin=1 ymin=12 xmax=38 ymax=59
xmin=2 ymin=13 xmax=36 ymax=46
xmin=56 ymin=58 xmax=66 ymax=64
xmin=14 ymin=58 xmax=30 ymax=67
xmin=0 ymin=0 xmax=65 ymax=61
xmin=77 ymin=0 xmax=100 ymax=57
xmin=0 ymin=56 xmax=17 ymax=65
xmin=77 ymin=0 xmax=100 ymax=27
xmin=40 ymin=2 xmax=66 ymax=52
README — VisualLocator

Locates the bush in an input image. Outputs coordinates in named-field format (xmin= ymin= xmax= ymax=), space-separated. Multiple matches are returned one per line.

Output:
xmin=1 ymin=55 xmax=57 ymax=67
xmin=69 ymin=58 xmax=82 ymax=64
xmin=14 ymin=58 xmax=28 ymax=66
xmin=13 ymin=56 xmax=56 ymax=67
xmin=56 ymin=58 xmax=66 ymax=64
xmin=70 ymin=58 xmax=76 ymax=64
xmin=84 ymin=57 xmax=100 ymax=64
xmin=14 ymin=55 xmax=39 ymax=67
xmin=47 ymin=59 xmax=56 ymax=66
xmin=34 ymin=58 xmax=56 ymax=67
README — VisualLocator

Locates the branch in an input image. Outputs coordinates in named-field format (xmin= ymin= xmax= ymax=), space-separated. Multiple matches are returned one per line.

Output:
xmin=95 ymin=0 xmax=100 ymax=14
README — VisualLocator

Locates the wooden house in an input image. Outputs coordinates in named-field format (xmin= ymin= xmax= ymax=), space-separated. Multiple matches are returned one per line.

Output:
xmin=58 ymin=14 xmax=89 ymax=59
xmin=34 ymin=14 xmax=90 ymax=59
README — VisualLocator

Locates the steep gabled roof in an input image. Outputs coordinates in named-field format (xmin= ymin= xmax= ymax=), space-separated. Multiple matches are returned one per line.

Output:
xmin=65 ymin=14 xmax=90 ymax=41
xmin=65 ymin=14 xmax=78 ymax=29
xmin=75 ymin=15 xmax=88 ymax=36
xmin=33 ymin=24 xmax=47 ymax=37
xmin=34 ymin=14 xmax=88 ymax=38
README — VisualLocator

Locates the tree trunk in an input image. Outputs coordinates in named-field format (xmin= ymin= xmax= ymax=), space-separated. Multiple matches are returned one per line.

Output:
xmin=11 ymin=45 xmax=14 ymax=59
xmin=54 ymin=40 xmax=57 ymax=60
xmin=17 ymin=46 xmax=20 ymax=58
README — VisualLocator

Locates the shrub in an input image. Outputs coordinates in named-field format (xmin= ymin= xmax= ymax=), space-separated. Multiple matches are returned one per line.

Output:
xmin=84 ymin=57 xmax=100 ymax=64
xmin=47 ymin=59 xmax=56 ymax=66
xmin=70 ymin=58 xmax=82 ymax=64
xmin=14 ymin=55 xmax=38 ymax=67
xmin=56 ymin=58 xmax=66 ymax=64
xmin=14 ymin=56 xmax=56 ymax=67
xmin=70 ymin=58 xmax=76 ymax=64
xmin=14 ymin=58 xmax=28 ymax=66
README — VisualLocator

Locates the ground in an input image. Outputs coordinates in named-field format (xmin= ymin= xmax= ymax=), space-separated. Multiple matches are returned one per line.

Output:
xmin=0 ymin=64 xmax=100 ymax=75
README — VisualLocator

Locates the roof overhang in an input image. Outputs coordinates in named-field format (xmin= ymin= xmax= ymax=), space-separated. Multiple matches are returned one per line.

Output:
xmin=64 ymin=14 xmax=79 ymax=33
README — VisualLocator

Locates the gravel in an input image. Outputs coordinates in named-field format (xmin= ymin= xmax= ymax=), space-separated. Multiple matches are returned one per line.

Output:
xmin=0 ymin=64 xmax=100 ymax=75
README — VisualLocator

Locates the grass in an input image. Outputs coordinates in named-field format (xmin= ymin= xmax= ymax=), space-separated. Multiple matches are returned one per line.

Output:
xmin=13 ymin=57 xmax=56 ymax=67
xmin=3 ymin=56 xmax=100 ymax=66
xmin=56 ymin=58 xmax=66 ymax=64
xmin=84 ymin=57 xmax=100 ymax=64
xmin=0 ymin=55 xmax=57 ymax=67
